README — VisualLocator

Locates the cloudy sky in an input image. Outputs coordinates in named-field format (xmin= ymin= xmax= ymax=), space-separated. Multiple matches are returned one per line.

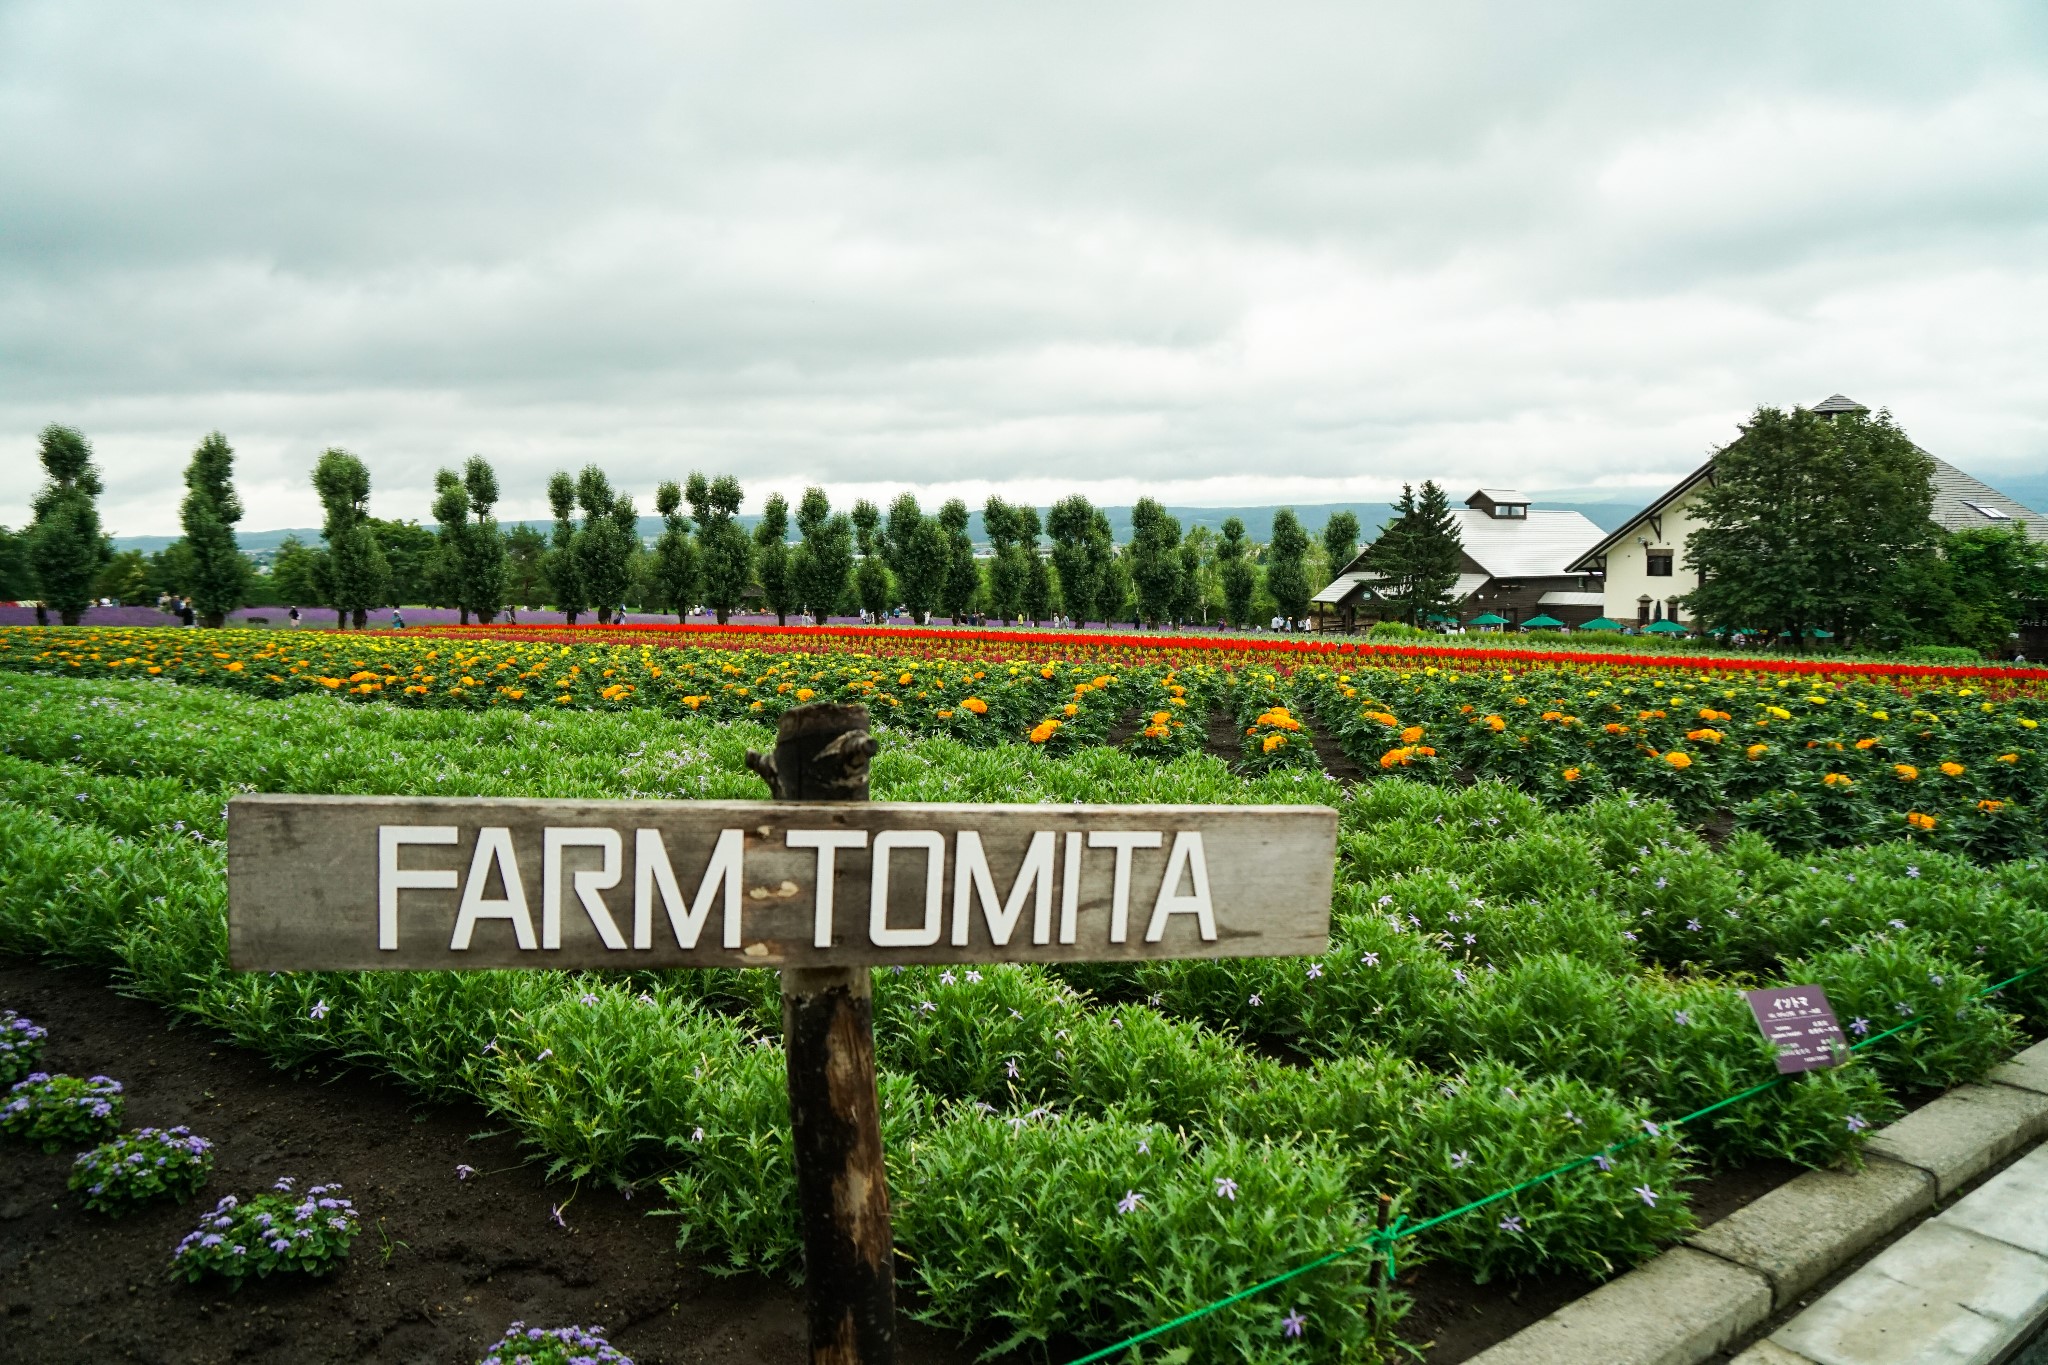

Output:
xmin=4 ymin=2 xmax=2046 ymax=535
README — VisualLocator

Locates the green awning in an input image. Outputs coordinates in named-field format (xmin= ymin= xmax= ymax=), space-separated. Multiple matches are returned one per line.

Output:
xmin=1519 ymin=614 xmax=1564 ymax=629
xmin=1643 ymin=619 xmax=1688 ymax=634
xmin=1424 ymin=613 xmax=1458 ymax=623
xmin=1580 ymin=617 xmax=1625 ymax=632
xmin=1467 ymin=612 xmax=1509 ymax=626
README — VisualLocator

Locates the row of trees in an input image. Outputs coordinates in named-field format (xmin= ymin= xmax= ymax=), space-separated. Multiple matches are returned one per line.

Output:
xmin=5 ymin=428 xmax=1356 ymax=630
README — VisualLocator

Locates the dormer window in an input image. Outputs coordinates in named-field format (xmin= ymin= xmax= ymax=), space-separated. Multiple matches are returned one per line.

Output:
xmin=1467 ymin=489 xmax=1531 ymax=519
xmin=1961 ymin=499 xmax=2011 ymax=521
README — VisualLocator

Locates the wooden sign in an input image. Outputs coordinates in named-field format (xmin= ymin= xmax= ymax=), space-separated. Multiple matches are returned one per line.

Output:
xmin=227 ymin=795 xmax=1335 ymax=971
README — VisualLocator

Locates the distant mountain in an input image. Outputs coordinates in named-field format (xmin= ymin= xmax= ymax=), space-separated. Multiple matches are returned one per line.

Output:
xmin=108 ymin=499 xmax=1646 ymax=555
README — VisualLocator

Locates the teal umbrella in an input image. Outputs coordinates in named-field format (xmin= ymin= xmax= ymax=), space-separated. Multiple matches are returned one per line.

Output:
xmin=1580 ymin=617 xmax=1625 ymax=632
xmin=1644 ymin=619 xmax=1688 ymax=634
xmin=1520 ymin=614 xmax=1564 ymax=630
xmin=1467 ymin=612 xmax=1508 ymax=626
xmin=1424 ymin=612 xmax=1458 ymax=623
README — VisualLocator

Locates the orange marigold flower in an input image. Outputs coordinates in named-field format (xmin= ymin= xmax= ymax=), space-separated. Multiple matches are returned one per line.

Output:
xmin=1604 ymin=723 xmax=1629 ymax=735
xmin=1686 ymin=728 xmax=1723 ymax=743
xmin=1151 ymin=711 xmax=1171 ymax=725
xmin=1979 ymin=799 xmax=2006 ymax=812
xmin=1261 ymin=733 xmax=1287 ymax=753
xmin=1483 ymin=715 xmax=1506 ymax=731
xmin=1562 ymin=766 xmax=1582 ymax=782
xmin=1746 ymin=743 xmax=1769 ymax=759
xmin=795 ymin=687 xmax=815 ymax=702
xmin=1907 ymin=811 xmax=1936 ymax=830
xmin=1064 ymin=703 xmax=1079 ymax=717
xmin=1664 ymin=751 xmax=1692 ymax=770
xmin=1940 ymin=762 xmax=1965 ymax=777
xmin=1822 ymin=772 xmax=1852 ymax=787
xmin=1997 ymin=753 xmax=2018 ymax=763
xmin=1894 ymin=763 xmax=1918 ymax=780
xmin=1854 ymin=737 xmax=1878 ymax=750
xmin=1399 ymin=725 xmax=1425 ymax=743
xmin=1029 ymin=719 xmax=1061 ymax=743
xmin=963 ymin=696 xmax=988 ymax=715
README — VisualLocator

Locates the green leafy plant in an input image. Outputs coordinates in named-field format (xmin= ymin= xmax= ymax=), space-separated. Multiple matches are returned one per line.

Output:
xmin=70 ymin=1125 xmax=215 ymax=1215
xmin=2 ymin=1072 xmax=123 ymax=1151
xmin=169 ymin=1178 xmax=359 ymax=1284
xmin=478 ymin=1322 xmax=634 ymax=1365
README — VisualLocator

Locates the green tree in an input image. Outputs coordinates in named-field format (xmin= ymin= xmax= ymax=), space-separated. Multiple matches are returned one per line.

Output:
xmin=1684 ymin=405 xmax=1937 ymax=650
xmin=457 ymin=457 xmax=507 ymax=624
xmin=789 ymin=487 xmax=853 ymax=625
xmin=685 ymin=472 xmax=750 ymax=625
xmin=430 ymin=471 xmax=472 ymax=617
xmin=883 ymin=493 xmax=948 ymax=624
xmin=271 ymin=534 xmax=321 ymax=608
xmin=544 ymin=473 xmax=585 ymax=622
xmin=572 ymin=466 xmax=635 ymax=624
xmin=937 ymin=498 xmax=978 ymax=623
xmin=369 ymin=518 xmax=437 ymax=607
xmin=983 ymin=497 xmax=1032 ymax=623
xmin=1217 ymin=517 xmax=1257 ymax=627
xmin=851 ymin=499 xmax=893 ymax=621
xmin=502 ymin=523 xmax=549 ymax=616
xmin=311 ymin=448 xmax=389 ymax=629
xmin=96 ymin=549 xmax=153 ymax=606
xmin=1128 ymin=497 xmax=1185 ymax=626
xmin=649 ymin=481 xmax=700 ymax=621
xmin=26 ymin=424 xmax=108 ymax=625
xmin=1363 ymin=482 xmax=1463 ymax=626
xmin=1022 ymin=510 xmax=1056 ymax=625
xmin=179 ymin=431 xmax=249 ymax=627
xmin=1321 ymin=510 xmax=1360 ymax=579
xmin=754 ymin=492 xmax=795 ymax=626
xmin=1047 ymin=495 xmax=1114 ymax=625
xmin=0 ymin=526 xmax=27 ymax=600
xmin=1265 ymin=508 xmax=1311 ymax=628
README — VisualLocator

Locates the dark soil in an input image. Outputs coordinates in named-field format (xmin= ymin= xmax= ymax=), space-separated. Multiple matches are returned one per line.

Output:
xmin=0 ymin=960 xmax=976 ymax=1365
xmin=2 ymin=961 xmax=1815 ymax=1365
xmin=1203 ymin=704 xmax=1245 ymax=766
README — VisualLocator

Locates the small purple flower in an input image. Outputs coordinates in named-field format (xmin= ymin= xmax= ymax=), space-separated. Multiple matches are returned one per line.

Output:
xmin=308 ymin=999 xmax=330 ymax=1020
xmin=1851 ymin=1017 xmax=1871 ymax=1035
xmin=1686 ymin=919 xmax=1702 ymax=932
xmin=1117 ymin=1190 xmax=1143 ymax=1215
xmin=1499 ymin=1214 xmax=1523 ymax=1233
xmin=1214 ymin=1176 xmax=1239 ymax=1201
xmin=1453 ymin=968 xmax=1468 ymax=985
xmin=549 ymin=1203 xmax=569 ymax=1229
xmin=1634 ymin=1185 xmax=1658 ymax=1207
xmin=1281 ymin=1308 xmax=1307 ymax=1339
xmin=1463 ymin=933 xmax=1477 ymax=945
xmin=1846 ymin=1114 xmax=1869 ymax=1132
xmin=536 ymin=1048 xmax=553 ymax=1061
xmin=1642 ymin=1120 xmax=1660 ymax=1137
xmin=1361 ymin=952 xmax=1380 ymax=967
xmin=1895 ymin=1002 xmax=1914 ymax=1017
xmin=1654 ymin=877 xmax=1668 ymax=890
xmin=940 ymin=970 xmax=957 ymax=986
xmin=1450 ymin=1150 xmax=1469 ymax=1169
xmin=579 ymin=993 xmax=599 ymax=1006
xmin=1905 ymin=866 xmax=1920 ymax=878
xmin=690 ymin=1126 xmax=705 ymax=1143
xmin=965 ymin=969 xmax=982 ymax=983
xmin=1247 ymin=993 xmax=1263 ymax=1007
xmin=1305 ymin=962 xmax=1323 ymax=980
xmin=1674 ymin=1010 xmax=1691 ymax=1026
xmin=455 ymin=1164 xmax=478 ymax=1181
xmin=1889 ymin=918 xmax=1907 ymax=930
xmin=1594 ymin=1153 xmax=1613 ymax=1172
xmin=1004 ymin=1059 xmax=1020 ymax=1080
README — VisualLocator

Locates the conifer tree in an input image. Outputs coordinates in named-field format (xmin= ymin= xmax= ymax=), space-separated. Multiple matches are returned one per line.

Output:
xmin=649 ymin=481 xmax=699 ymax=622
xmin=851 ymin=499 xmax=893 ymax=620
xmin=179 ymin=431 xmax=248 ymax=627
xmin=754 ymin=492 xmax=795 ymax=626
xmin=26 ymin=424 xmax=108 ymax=625
xmin=685 ymin=472 xmax=750 ymax=625
xmin=310 ymin=448 xmax=389 ymax=629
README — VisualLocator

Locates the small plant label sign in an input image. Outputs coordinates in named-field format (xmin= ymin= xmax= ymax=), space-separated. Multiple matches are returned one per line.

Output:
xmin=1743 ymin=984 xmax=1849 ymax=1073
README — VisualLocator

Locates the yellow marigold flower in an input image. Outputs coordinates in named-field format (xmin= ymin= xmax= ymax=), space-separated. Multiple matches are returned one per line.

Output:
xmin=681 ymin=695 xmax=705 ymax=709
xmin=1940 ymin=762 xmax=1965 ymax=777
xmin=963 ymin=696 xmax=988 ymax=715
xmin=1562 ymin=766 xmax=1582 ymax=782
xmin=1907 ymin=811 xmax=1936 ymax=830
xmin=1822 ymin=772 xmax=1852 ymax=787
xmin=1664 ymin=751 xmax=1692 ymax=770
xmin=318 ymin=677 xmax=342 ymax=688
xmin=1997 ymin=753 xmax=2018 ymax=763
xmin=1093 ymin=675 xmax=1112 ymax=689
xmin=1151 ymin=711 xmax=1171 ymax=726
xmin=1063 ymin=703 xmax=1079 ymax=717
xmin=1894 ymin=764 xmax=1918 ymax=780
xmin=1872 ymin=710 xmax=1889 ymax=721
xmin=225 ymin=661 xmax=244 ymax=672
xmin=1765 ymin=705 xmax=1792 ymax=720
xmin=553 ymin=693 xmax=573 ymax=705
xmin=1029 ymin=719 xmax=1061 ymax=744
xmin=1746 ymin=743 xmax=1768 ymax=759
xmin=936 ymin=709 xmax=954 ymax=719
xmin=1261 ymin=733 xmax=1286 ymax=753
xmin=2023 ymin=718 xmax=2039 ymax=729
xmin=1686 ymin=728 xmax=1723 ymax=743
xmin=1143 ymin=724 xmax=1169 ymax=739
xmin=1979 ymin=799 xmax=2006 ymax=812
xmin=1363 ymin=710 xmax=1398 ymax=727
xmin=1400 ymin=725 xmax=1425 ymax=743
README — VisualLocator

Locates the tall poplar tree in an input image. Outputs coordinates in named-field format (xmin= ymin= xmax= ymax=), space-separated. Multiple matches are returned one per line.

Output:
xmin=686 ymin=472 xmax=750 ymax=624
xmin=310 ymin=448 xmax=389 ymax=629
xmin=1266 ymin=508 xmax=1311 ymax=629
xmin=883 ymin=493 xmax=948 ymax=624
xmin=457 ymin=457 xmax=507 ymax=624
xmin=1217 ymin=517 xmax=1256 ymax=627
xmin=650 ymin=480 xmax=699 ymax=621
xmin=1128 ymin=497 xmax=1185 ymax=626
xmin=1047 ymin=494 xmax=1114 ymax=625
xmin=851 ymin=499 xmax=893 ymax=621
xmin=983 ymin=497 xmax=1027 ymax=623
xmin=179 ymin=431 xmax=249 ymax=627
xmin=572 ymin=466 xmax=635 ymax=624
xmin=544 ymin=472 xmax=585 ymax=623
xmin=937 ymin=498 xmax=978 ymax=623
xmin=430 ymin=471 xmax=472 ymax=619
xmin=754 ymin=492 xmax=795 ymax=625
xmin=1320 ymin=510 xmax=1360 ymax=578
xmin=27 ymin=424 xmax=108 ymax=625
xmin=790 ymin=487 xmax=854 ymax=625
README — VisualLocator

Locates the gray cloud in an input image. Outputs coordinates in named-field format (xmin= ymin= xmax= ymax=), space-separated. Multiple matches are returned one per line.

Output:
xmin=3 ymin=1 xmax=2046 ymax=534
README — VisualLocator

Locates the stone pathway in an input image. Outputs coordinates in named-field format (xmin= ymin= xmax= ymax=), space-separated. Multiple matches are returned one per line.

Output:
xmin=1733 ymin=1137 xmax=2048 ymax=1365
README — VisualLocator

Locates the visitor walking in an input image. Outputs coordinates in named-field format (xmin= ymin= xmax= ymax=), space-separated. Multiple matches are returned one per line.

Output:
xmin=288 ymin=605 xmax=300 ymax=629
xmin=391 ymin=608 xmax=405 ymax=630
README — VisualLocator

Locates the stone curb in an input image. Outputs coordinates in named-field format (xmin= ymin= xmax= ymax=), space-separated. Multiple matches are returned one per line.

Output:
xmin=1466 ymin=1037 xmax=2048 ymax=1365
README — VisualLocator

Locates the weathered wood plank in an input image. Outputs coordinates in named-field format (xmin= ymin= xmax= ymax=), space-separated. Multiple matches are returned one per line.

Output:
xmin=227 ymin=795 xmax=1336 ymax=970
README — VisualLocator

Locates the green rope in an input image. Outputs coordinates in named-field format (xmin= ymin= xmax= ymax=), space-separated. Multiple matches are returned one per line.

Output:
xmin=1057 ymin=960 xmax=2046 ymax=1364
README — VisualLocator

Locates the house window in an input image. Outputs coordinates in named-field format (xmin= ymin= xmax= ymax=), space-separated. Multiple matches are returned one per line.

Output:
xmin=1637 ymin=596 xmax=1651 ymax=625
xmin=1646 ymin=550 xmax=1673 ymax=577
xmin=1493 ymin=504 xmax=1526 ymax=519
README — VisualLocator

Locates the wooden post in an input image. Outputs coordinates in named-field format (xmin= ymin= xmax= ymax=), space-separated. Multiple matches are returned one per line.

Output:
xmin=747 ymin=704 xmax=896 ymax=1365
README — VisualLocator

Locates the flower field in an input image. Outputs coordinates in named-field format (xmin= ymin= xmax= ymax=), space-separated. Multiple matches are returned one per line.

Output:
xmin=1 ymin=626 xmax=2046 ymax=1361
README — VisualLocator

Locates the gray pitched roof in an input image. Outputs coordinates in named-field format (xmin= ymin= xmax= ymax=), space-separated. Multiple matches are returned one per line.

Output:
xmin=1929 ymin=457 xmax=2048 ymax=539
xmin=1812 ymin=393 xmax=1869 ymax=415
